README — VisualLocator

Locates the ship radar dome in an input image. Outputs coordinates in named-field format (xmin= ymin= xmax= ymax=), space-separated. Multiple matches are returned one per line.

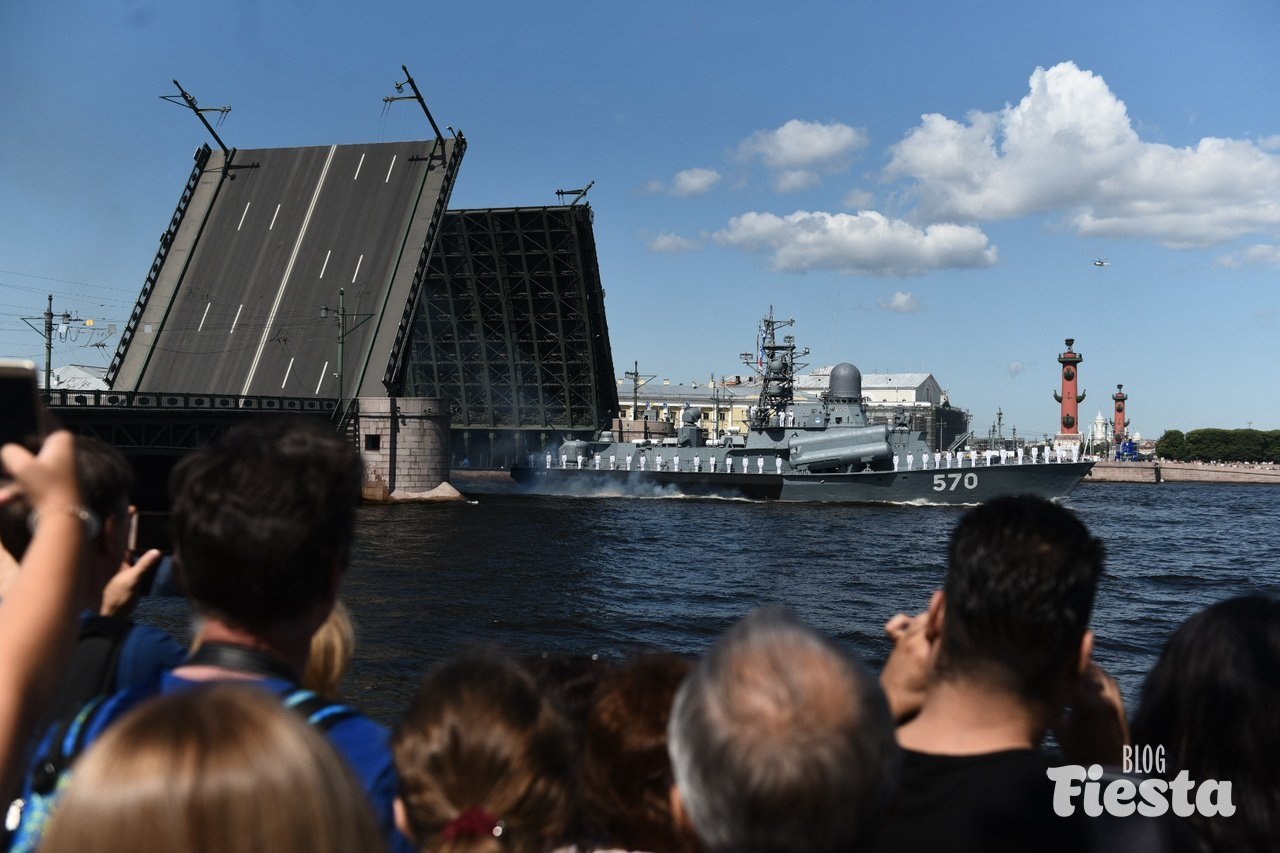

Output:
xmin=828 ymin=362 xmax=862 ymax=400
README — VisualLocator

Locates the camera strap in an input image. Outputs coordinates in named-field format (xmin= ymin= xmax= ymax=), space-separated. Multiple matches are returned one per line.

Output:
xmin=184 ymin=642 xmax=299 ymax=683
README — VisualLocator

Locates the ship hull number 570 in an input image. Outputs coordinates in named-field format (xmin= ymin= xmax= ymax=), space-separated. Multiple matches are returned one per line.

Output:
xmin=932 ymin=472 xmax=978 ymax=491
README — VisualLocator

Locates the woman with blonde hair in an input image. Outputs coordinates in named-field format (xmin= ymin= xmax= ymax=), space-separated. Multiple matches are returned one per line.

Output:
xmin=41 ymin=682 xmax=385 ymax=853
xmin=304 ymin=598 xmax=356 ymax=698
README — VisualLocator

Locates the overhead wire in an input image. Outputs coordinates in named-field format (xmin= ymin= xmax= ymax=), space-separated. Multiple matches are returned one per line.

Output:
xmin=0 ymin=268 xmax=143 ymax=295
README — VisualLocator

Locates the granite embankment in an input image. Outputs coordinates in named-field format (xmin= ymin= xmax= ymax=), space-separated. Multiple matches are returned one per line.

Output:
xmin=1086 ymin=460 xmax=1280 ymax=485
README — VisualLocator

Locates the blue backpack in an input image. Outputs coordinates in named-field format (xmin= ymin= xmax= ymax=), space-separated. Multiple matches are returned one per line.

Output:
xmin=4 ymin=683 xmax=355 ymax=851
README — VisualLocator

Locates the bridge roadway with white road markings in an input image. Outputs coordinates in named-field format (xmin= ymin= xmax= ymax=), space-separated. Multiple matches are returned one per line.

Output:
xmin=111 ymin=137 xmax=464 ymax=399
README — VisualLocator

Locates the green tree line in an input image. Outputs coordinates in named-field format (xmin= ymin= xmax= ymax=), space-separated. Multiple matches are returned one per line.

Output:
xmin=1155 ymin=429 xmax=1280 ymax=463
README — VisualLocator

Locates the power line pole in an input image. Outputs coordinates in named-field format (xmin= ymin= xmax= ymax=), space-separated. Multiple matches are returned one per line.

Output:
xmin=44 ymin=294 xmax=53 ymax=393
xmin=24 ymin=294 xmax=77 ymax=394
xmin=623 ymin=361 xmax=654 ymax=419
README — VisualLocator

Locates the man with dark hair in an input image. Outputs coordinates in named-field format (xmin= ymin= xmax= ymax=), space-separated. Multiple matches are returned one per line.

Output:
xmin=169 ymin=416 xmax=363 ymax=633
xmin=875 ymin=494 xmax=1113 ymax=852
xmin=12 ymin=419 xmax=409 ymax=853
xmin=75 ymin=437 xmax=184 ymax=680
xmin=167 ymin=418 xmax=406 ymax=849
xmin=668 ymin=607 xmax=899 ymax=853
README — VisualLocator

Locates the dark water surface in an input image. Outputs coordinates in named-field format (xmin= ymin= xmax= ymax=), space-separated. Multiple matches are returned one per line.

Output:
xmin=140 ymin=482 xmax=1280 ymax=725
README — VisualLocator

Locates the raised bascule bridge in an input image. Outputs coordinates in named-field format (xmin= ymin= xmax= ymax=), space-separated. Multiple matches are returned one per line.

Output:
xmin=110 ymin=137 xmax=461 ymax=403
xmin=50 ymin=75 xmax=618 ymax=512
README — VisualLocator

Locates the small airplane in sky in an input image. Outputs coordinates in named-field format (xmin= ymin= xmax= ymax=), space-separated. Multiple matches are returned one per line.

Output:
xmin=1093 ymin=258 xmax=1110 ymax=267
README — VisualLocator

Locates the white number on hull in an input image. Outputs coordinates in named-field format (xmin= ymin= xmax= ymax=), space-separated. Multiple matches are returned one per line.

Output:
xmin=932 ymin=473 xmax=979 ymax=491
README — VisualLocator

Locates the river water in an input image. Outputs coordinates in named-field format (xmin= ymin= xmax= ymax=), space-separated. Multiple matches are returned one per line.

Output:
xmin=139 ymin=482 xmax=1280 ymax=724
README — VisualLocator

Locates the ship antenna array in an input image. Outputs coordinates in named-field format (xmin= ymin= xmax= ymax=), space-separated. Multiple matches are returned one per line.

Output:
xmin=740 ymin=308 xmax=808 ymax=429
xmin=384 ymin=65 xmax=448 ymax=162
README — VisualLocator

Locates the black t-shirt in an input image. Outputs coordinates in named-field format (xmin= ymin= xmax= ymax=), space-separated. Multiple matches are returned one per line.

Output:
xmin=871 ymin=748 xmax=1093 ymax=853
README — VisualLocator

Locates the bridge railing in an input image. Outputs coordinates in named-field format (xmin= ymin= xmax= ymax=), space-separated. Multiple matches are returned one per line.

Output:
xmin=106 ymin=144 xmax=213 ymax=387
xmin=45 ymin=389 xmax=339 ymax=415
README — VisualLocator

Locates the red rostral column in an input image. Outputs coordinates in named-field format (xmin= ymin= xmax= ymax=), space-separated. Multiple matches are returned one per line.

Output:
xmin=1112 ymin=384 xmax=1129 ymax=444
xmin=1053 ymin=338 xmax=1086 ymax=437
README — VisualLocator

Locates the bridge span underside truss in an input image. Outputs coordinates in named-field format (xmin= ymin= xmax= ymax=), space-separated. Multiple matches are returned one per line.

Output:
xmin=402 ymin=205 xmax=618 ymax=466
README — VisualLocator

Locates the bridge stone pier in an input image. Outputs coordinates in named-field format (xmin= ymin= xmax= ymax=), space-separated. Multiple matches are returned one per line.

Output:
xmin=354 ymin=397 xmax=452 ymax=501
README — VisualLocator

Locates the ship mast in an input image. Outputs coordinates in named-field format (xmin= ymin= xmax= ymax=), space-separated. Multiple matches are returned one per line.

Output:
xmin=741 ymin=308 xmax=808 ymax=429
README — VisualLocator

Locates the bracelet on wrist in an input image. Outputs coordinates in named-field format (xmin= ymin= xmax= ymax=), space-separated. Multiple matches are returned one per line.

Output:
xmin=27 ymin=504 xmax=101 ymax=540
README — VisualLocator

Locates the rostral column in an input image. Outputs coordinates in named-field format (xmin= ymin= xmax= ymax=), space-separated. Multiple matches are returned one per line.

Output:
xmin=1053 ymin=338 xmax=1086 ymax=445
xmin=1112 ymin=384 xmax=1129 ymax=445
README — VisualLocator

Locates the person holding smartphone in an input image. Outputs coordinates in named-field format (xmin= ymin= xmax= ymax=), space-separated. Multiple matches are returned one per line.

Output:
xmin=0 ymin=361 xmax=183 ymax=732
xmin=0 ymin=429 xmax=86 ymax=801
xmin=38 ymin=437 xmax=186 ymax=724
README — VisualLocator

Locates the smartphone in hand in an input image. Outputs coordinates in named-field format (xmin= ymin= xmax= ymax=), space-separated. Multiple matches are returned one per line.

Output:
xmin=0 ymin=359 xmax=44 ymax=453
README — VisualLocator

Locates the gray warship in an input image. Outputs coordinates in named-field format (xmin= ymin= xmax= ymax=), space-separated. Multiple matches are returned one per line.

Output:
xmin=512 ymin=313 xmax=1093 ymax=504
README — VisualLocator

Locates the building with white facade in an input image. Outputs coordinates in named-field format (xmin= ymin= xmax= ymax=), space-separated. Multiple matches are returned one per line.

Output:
xmin=615 ymin=367 xmax=968 ymax=452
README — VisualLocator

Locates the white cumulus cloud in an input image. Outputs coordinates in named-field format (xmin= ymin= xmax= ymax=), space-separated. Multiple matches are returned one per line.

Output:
xmin=880 ymin=291 xmax=922 ymax=313
xmin=842 ymin=189 xmax=875 ymax=209
xmin=645 ymin=167 xmax=721 ymax=197
xmin=773 ymin=170 xmax=821 ymax=193
xmin=1217 ymin=243 xmax=1280 ymax=268
xmin=714 ymin=210 xmax=997 ymax=276
xmin=887 ymin=61 xmax=1280 ymax=248
xmin=738 ymin=120 xmax=868 ymax=190
xmin=671 ymin=167 xmax=722 ymax=197
xmin=1008 ymin=361 xmax=1025 ymax=377
xmin=648 ymin=232 xmax=701 ymax=254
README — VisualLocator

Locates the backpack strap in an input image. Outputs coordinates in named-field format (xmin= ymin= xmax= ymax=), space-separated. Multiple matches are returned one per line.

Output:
xmin=5 ymin=684 xmax=154 ymax=850
xmin=31 ymin=683 xmax=149 ymax=795
xmin=28 ymin=694 xmax=105 ymax=798
xmin=280 ymin=688 xmax=359 ymax=733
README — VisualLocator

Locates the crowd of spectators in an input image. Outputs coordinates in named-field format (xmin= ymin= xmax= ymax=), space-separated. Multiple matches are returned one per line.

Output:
xmin=0 ymin=418 xmax=1276 ymax=852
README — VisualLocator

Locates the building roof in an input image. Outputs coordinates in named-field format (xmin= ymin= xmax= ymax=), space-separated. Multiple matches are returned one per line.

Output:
xmin=864 ymin=372 xmax=935 ymax=389
xmin=51 ymin=364 xmax=108 ymax=391
xmin=796 ymin=366 xmax=936 ymax=391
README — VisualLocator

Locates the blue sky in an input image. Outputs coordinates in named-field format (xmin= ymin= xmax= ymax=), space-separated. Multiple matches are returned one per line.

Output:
xmin=2 ymin=1 xmax=1278 ymax=438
